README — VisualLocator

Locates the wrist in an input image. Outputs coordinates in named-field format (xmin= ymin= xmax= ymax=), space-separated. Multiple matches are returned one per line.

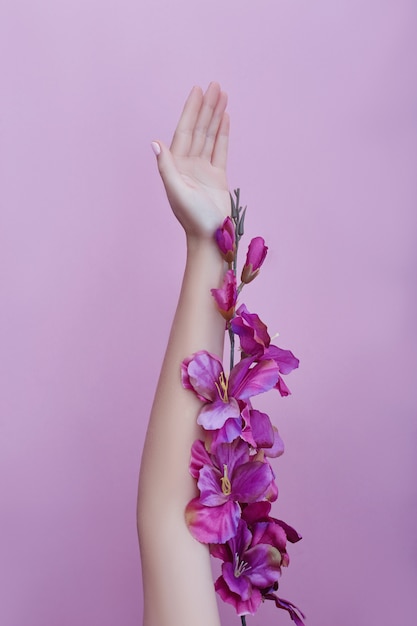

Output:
xmin=186 ymin=233 xmax=224 ymax=263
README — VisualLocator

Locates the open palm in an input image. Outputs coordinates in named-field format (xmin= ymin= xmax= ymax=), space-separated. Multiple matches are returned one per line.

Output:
xmin=155 ymin=83 xmax=231 ymax=238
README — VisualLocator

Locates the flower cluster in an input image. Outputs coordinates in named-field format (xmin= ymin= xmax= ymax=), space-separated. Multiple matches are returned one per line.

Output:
xmin=182 ymin=190 xmax=305 ymax=625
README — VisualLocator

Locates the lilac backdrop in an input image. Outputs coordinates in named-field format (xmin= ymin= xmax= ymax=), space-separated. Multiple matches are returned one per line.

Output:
xmin=1 ymin=1 xmax=416 ymax=625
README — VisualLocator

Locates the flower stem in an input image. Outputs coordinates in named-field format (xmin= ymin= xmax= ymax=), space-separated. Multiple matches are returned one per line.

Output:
xmin=240 ymin=617 xmax=247 ymax=626
xmin=229 ymin=326 xmax=235 ymax=371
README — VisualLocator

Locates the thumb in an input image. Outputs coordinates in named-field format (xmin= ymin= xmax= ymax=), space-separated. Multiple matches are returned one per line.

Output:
xmin=151 ymin=140 xmax=183 ymax=198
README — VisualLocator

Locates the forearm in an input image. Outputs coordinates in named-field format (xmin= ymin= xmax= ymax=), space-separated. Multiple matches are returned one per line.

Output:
xmin=137 ymin=235 xmax=225 ymax=626
xmin=138 ymin=236 xmax=225 ymax=507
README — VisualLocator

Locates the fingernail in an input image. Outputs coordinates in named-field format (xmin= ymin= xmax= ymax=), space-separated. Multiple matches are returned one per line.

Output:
xmin=151 ymin=141 xmax=161 ymax=156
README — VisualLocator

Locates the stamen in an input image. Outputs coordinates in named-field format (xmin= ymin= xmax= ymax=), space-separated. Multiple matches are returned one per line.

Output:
xmin=214 ymin=371 xmax=229 ymax=403
xmin=234 ymin=553 xmax=250 ymax=578
xmin=220 ymin=464 xmax=232 ymax=496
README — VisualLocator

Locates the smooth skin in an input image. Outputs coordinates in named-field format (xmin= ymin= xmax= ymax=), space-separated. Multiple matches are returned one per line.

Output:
xmin=137 ymin=83 xmax=230 ymax=626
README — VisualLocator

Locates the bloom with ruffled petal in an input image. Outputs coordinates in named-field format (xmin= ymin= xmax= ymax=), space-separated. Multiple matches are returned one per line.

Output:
xmin=210 ymin=519 xmax=283 ymax=615
xmin=231 ymin=304 xmax=300 ymax=396
xmin=181 ymin=350 xmax=280 ymax=433
xmin=241 ymin=500 xmax=302 ymax=567
xmin=241 ymin=237 xmax=268 ymax=284
xmin=211 ymin=269 xmax=237 ymax=321
xmin=215 ymin=216 xmax=236 ymax=264
xmin=185 ymin=440 xmax=275 ymax=544
xmin=230 ymin=304 xmax=270 ymax=356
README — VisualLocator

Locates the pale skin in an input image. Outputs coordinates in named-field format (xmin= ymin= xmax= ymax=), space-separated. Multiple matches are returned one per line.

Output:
xmin=137 ymin=83 xmax=231 ymax=626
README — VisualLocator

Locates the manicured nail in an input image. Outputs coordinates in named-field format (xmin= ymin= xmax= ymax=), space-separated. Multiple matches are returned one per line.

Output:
xmin=151 ymin=141 xmax=161 ymax=156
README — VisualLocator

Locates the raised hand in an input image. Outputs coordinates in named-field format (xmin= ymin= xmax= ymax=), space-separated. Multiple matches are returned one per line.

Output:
xmin=139 ymin=83 xmax=229 ymax=626
xmin=152 ymin=82 xmax=230 ymax=238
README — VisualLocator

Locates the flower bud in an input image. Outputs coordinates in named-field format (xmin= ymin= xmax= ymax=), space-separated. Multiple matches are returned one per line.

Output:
xmin=215 ymin=217 xmax=236 ymax=264
xmin=211 ymin=269 xmax=237 ymax=321
xmin=241 ymin=237 xmax=268 ymax=284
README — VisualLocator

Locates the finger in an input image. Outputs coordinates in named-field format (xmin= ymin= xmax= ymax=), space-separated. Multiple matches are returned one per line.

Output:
xmin=200 ymin=90 xmax=228 ymax=162
xmin=188 ymin=82 xmax=221 ymax=157
xmin=211 ymin=112 xmax=230 ymax=170
xmin=152 ymin=140 xmax=184 ymax=197
xmin=170 ymin=86 xmax=204 ymax=156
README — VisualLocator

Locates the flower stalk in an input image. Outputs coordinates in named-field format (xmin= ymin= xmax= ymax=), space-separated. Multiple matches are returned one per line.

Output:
xmin=182 ymin=190 xmax=305 ymax=625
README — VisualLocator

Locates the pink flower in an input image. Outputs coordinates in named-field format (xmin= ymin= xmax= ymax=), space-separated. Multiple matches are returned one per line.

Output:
xmin=185 ymin=440 xmax=275 ymax=544
xmin=231 ymin=305 xmax=299 ymax=396
xmin=210 ymin=519 xmax=283 ymax=615
xmin=181 ymin=350 xmax=280 ymax=432
xmin=210 ymin=505 xmax=304 ymax=620
xmin=211 ymin=269 xmax=237 ymax=321
xmin=241 ymin=501 xmax=302 ymax=567
xmin=215 ymin=216 xmax=236 ymax=264
xmin=241 ymin=237 xmax=268 ymax=284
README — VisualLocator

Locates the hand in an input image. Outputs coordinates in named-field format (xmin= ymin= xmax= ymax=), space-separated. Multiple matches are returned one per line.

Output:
xmin=152 ymin=82 xmax=230 ymax=239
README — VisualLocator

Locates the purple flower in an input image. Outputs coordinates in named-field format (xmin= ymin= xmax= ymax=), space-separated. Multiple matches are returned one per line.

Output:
xmin=185 ymin=440 xmax=275 ymax=544
xmin=231 ymin=304 xmax=299 ymax=396
xmin=241 ymin=500 xmax=302 ymax=568
xmin=181 ymin=350 xmax=280 ymax=432
xmin=231 ymin=304 xmax=270 ymax=355
xmin=210 ymin=519 xmax=283 ymax=615
xmin=215 ymin=216 xmax=236 ymax=264
xmin=241 ymin=237 xmax=268 ymax=284
xmin=211 ymin=269 xmax=237 ymax=321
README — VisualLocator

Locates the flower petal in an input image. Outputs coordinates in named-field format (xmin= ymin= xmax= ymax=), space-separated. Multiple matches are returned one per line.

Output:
xmin=232 ymin=460 xmax=274 ymax=503
xmin=197 ymin=397 xmax=241 ymax=430
xmin=243 ymin=409 xmax=275 ymax=450
xmin=215 ymin=576 xmax=262 ymax=616
xmin=230 ymin=357 xmax=279 ymax=400
xmin=185 ymin=497 xmax=241 ymax=544
xmin=266 ymin=345 xmax=299 ymax=374
xmin=189 ymin=439 xmax=211 ymax=479
xmin=197 ymin=466 xmax=225 ymax=506
xmin=222 ymin=561 xmax=252 ymax=601
xmin=264 ymin=426 xmax=285 ymax=458
xmin=244 ymin=543 xmax=282 ymax=587
xmin=231 ymin=304 xmax=270 ymax=356
xmin=211 ymin=270 xmax=237 ymax=321
xmin=276 ymin=375 xmax=292 ymax=397
xmin=251 ymin=521 xmax=288 ymax=553
xmin=215 ymin=439 xmax=250 ymax=476
xmin=205 ymin=417 xmax=243 ymax=453
xmin=183 ymin=351 xmax=224 ymax=402
xmin=215 ymin=216 xmax=235 ymax=263
xmin=263 ymin=594 xmax=306 ymax=626
xmin=241 ymin=501 xmax=272 ymax=524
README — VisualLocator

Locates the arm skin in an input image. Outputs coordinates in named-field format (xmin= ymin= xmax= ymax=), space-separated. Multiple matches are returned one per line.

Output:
xmin=137 ymin=83 xmax=231 ymax=626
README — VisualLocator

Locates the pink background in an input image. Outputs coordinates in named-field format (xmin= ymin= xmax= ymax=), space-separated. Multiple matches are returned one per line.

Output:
xmin=1 ymin=1 xmax=416 ymax=624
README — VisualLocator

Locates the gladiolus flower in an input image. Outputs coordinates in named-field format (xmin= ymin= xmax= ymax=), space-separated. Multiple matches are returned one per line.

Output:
xmin=181 ymin=350 xmax=280 ymax=432
xmin=241 ymin=501 xmax=302 ymax=566
xmin=215 ymin=216 xmax=236 ymax=264
xmin=185 ymin=440 xmax=275 ymax=544
xmin=210 ymin=519 xmax=283 ymax=615
xmin=241 ymin=237 xmax=268 ymax=284
xmin=211 ymin=269 xmax=237 ymax=321
xmin=231 ymin=305 xmax=299 ymax=396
